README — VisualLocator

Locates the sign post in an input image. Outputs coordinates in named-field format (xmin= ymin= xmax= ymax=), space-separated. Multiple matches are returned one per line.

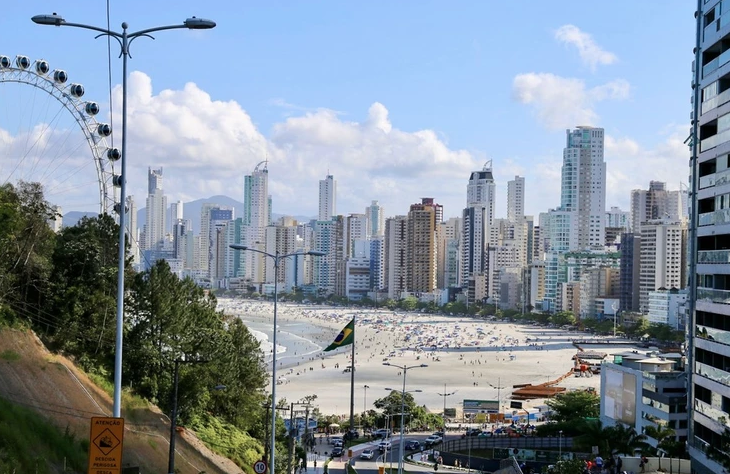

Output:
xmin=253 ymin=459 xmax=268 ymax=474
xmin=88 ymin=417 xmax=124 ymax=474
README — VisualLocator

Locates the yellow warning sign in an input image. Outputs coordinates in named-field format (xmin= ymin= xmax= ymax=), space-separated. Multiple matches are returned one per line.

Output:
xmin=88 ymin=416 xmax=124 ymax=474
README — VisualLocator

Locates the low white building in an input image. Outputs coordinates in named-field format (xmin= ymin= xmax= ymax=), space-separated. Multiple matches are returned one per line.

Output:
xmin=600 ymin=351 xmax=688 ymax=448
xmin=647 ymin=288 xmax=687 ymax=329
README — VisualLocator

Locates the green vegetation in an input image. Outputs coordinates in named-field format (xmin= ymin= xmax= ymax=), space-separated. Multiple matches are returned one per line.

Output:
xmin=0 ymin=396 xmax=88 ymax=473
xmin=0 ymin=182 xmax=272 ymax=473
xmin=537 ymin=390 xmax=687 ymax=459
xmin=0 ymin=349 xmax=20 ymax=361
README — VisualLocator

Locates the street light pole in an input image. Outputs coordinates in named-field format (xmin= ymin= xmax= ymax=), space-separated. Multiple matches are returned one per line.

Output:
xmin=32 ymin=13 xmax=216 ymax=418
xmin=383 ymin=362 xmax=427 ymax=474
xmin=230 ymin=244 xmax=324 ymax=474
xmin=364 ymin=384 xmax=370 ymax=413
xmin=167 ymin=358 xmax=221 ymax=474
xmin=437 ymin=384 xmax=456 ymax=430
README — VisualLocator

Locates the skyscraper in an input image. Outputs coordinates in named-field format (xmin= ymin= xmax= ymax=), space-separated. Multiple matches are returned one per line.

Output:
xmin=318 ymin=174 xmax=336 ymax=221
xmin=243 ymin=161 xmax=270 ymax=283
xmin=688 ymin=5 xmax=721 ymax=467
xmin=366 ymin=200 xmax=385 ymax=237
xmin=507 ymin=176 xmax=525 ymax=222
xmin=461 ymin=162 xmax=496 ymax=291
xmin=144 ymin=167 xmax=167 ymax=252
xmin=385 ymin=216 xmax=408 ymax=299
xmin=555 ymin=126 xmax=607 ymax=251
xmin=407 ymin=198 xmax=442 ymax=293
xmin=630 ymin=181 xmax=685 ymax=232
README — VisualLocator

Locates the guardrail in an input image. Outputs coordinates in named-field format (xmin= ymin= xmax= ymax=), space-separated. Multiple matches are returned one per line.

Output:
xmin=443 ymin=437 xmax=573 ymax=452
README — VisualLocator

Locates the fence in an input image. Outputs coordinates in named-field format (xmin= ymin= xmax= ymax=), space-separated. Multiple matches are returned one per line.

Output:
xmin=443 ymin=437 xmax=574 ymax=453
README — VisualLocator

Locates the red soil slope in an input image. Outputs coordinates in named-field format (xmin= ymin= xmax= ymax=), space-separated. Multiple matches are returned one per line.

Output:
xmin=0 ymin=328 xmax=243 ymax=473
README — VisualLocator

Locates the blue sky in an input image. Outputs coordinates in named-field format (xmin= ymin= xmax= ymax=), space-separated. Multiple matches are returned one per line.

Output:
xmin=0 ymin=1 xmax=695 ymax=220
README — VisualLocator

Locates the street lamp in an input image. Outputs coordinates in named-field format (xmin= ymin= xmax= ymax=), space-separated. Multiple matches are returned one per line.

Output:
xmin=558 ymin=430 xmax=563 ymax=460
xmin=168 ymin=358 xmax=224 ymax=474
xmin=383 ymin=362 xmax=427 ymax=474
xmin=32 ymin=12 xmax=216 ymax=418
xmin=230 ymin=244 xmax=325 ymax=474
xmin=364 ymin=384 xmax=370 ymax=413
xmin=437 ymin=384 xmax=456 ymax=430
xmin=488 ymin=377 xmax=506 ymax=416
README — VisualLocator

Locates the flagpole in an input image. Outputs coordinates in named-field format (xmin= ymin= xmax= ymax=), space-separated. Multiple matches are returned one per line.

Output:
xmin=349 ymin=313 xmax=356 ymax=432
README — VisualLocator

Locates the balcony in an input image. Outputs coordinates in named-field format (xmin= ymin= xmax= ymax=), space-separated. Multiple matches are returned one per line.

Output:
xmin=695 ymin=360 xmax=730 ymax=385
xmin=695 ymin=399 xmax=730 ymax=429
xmin=698 ymin=324 xmax=730 ymax=346
xmin=697 ymin=287 xmax=730 ymax=304
xmin=698 ymin=249 xmax=730 ymax=263
xmin=703 ymin=49 xmax=730 ymax=78
xmin=700 ymin=174 xmax=717 ymax=189
xmin=699 ymin=208 xmax=730 ymax=226
xmin=701 ymin=127 xmax=730 ymax=152
xmin=702 ymin=87 xmax=730 ymax=114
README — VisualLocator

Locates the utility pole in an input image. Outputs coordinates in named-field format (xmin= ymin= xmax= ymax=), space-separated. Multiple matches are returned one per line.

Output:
xmin=288 ymin=402 xmax=295 ymax=474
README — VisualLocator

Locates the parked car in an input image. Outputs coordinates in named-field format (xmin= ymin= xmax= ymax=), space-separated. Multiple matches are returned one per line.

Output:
xmin=378 ymin=440 xmax=392 ymax=452
xmin=331 ymin=447 xmax=344 ymax=457
xmin=404 ymin=440 xmax=421 ymax=451
xmin=360 ymin=449 xmax=375 ymax=460
xmin=424 ymin=435 xmax=442 ymax=447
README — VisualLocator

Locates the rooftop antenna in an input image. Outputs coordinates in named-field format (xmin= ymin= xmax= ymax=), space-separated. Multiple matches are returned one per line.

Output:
xmin=483 ymin=159 xmax=492 ymax=171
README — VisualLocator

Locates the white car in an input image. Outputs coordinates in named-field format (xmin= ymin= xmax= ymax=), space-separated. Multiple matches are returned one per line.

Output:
xmin=360 ymin=449 xmax=375 ymax=460
xmin=424 ymin=435 xmax=442 ymax=446
xmin=378 ymin=440 xmax=392 ymax=452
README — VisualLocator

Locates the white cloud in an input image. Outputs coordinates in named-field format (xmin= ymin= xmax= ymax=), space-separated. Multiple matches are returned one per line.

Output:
xmin=555 ymin=24 xmax=618 ymax=71
xmin=114 ymin=72 xmax=479 ymax=218
xmin=512 ymin=73 xmax=630 ymax=130
xmin=604 ymin=126 xmax=689 ymax=210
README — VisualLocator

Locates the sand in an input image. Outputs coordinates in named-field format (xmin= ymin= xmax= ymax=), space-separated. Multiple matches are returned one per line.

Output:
xmin=218 ymin=299 xmax=623 ymax=417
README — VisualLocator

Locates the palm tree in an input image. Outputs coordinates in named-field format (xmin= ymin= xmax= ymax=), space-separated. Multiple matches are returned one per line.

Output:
xmin=573 ymin=419 xmax=611 ymax=457
xmin=607 ymin=423 xmax=651 ymax=457
xmin=644 ymin=424 xmax=675 ymax=470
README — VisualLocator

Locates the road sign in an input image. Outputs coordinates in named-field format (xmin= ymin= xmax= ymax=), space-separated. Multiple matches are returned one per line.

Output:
xmin=87 ymin=416 xmax=124 ymax=474
xmin=253 ymin=460 xmax=268 ymax=474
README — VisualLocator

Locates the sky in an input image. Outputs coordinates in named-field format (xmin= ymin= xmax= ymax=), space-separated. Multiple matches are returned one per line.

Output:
xmin=0 ymin=1 xmax=696 ymax=222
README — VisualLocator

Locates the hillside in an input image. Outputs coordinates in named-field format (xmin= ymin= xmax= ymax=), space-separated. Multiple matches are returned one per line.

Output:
xmin=0 ymin=328 xmax=243 ymax=473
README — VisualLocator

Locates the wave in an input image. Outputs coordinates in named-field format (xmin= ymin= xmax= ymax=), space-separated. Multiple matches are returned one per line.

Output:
xmin=250 ymin=329 xmax=287 ymax=356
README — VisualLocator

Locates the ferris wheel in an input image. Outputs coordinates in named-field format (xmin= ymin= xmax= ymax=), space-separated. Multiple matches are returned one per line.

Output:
xmin=0 ymin=54 xmax=120 ymax=216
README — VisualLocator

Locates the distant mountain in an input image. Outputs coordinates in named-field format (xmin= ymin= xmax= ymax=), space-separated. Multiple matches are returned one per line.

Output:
xmin=136 ymin=195 xmax=314 ymax=234
xmin=63 ymin=211 xmax=98 ymax=228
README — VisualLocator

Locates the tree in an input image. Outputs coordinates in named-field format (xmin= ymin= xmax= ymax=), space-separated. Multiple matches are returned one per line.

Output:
xmin=45 ymin=214 xmax=122 ymax=370
xmin=550 ymin=311 xmax=576 ymax=327
xmin=0 ymin=182 xmax=57 ymax=327
xmin=545 ymin=390 xmax=599 ymax=425
xmin=606 ymin=423 xmax=650 ymax=456
xmin=573 ymin=419 xmax=611 ymax=456
xmin=645 ymin=424 xmax=685 ymax=461
xmin=399 ymin=296 xmax=418 ymax=311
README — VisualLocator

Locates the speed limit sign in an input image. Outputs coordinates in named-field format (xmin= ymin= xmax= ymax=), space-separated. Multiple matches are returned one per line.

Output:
xmin=253 ymin=460 xmax=268 ymax=474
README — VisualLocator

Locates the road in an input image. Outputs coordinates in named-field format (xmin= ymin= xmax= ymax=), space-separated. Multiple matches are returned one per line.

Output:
xmin=313 ymin=432 xmax=458 ymax=474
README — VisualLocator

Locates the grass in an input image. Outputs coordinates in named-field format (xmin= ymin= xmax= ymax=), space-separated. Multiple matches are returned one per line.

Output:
xmin=0 ymin=396 xmax=88 ymax=473
xmin=0 ymin=350 xmax=20 ymax=361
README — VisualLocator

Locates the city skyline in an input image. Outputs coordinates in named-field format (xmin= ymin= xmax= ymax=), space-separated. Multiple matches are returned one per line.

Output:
xmin=0 ymin=1 xmax=693 ymax=220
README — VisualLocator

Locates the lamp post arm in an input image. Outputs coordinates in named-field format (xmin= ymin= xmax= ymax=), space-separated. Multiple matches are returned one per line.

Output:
xmin=130 ymin=24 xmax=188 ymax=38
xmin=60 ymin=22 xmax=121 ymax=36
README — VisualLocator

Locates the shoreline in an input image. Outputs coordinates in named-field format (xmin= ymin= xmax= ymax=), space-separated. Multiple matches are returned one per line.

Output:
xmin=218 ymin=299 xmax=630 ymax=416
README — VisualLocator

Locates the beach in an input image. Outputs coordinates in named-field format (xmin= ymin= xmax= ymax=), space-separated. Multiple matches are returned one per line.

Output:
xmin=219 ymin=299 xmax=624 ymax=417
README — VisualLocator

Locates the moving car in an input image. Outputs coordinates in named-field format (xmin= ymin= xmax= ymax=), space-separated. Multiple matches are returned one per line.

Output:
xmin=360 ymin=449 xmax=375 ymax=460
xmin=331 ymin=447 xmax=344 ymax=457
xmin=378 ymin=440 xmax=392 ymax=452
xmin=404 ymin=440 xmax=421 ymax=451
xmin=424 ymin=435 xmax=442 ymax=447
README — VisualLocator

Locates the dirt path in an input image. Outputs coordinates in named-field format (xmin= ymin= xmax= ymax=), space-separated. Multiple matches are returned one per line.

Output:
xmin=0 ymin=328 xmax=243 ymax=473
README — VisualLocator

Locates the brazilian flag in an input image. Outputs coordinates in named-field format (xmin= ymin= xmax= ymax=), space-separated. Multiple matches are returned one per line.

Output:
xmin=324 ymin=318 xmax=355 ymax=352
